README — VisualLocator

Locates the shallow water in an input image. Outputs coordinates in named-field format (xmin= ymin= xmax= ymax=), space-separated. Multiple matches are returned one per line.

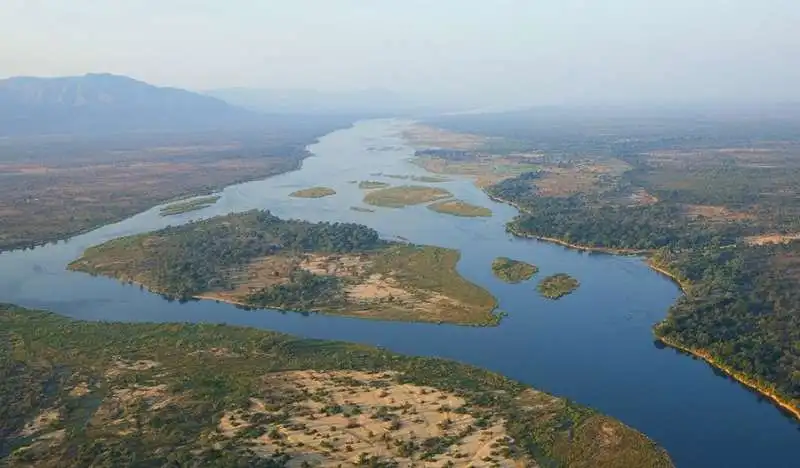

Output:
xmin=1 ymin=119 xmax=798 ymax=467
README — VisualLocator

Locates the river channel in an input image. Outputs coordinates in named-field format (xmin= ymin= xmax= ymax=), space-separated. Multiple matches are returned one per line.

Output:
xmin=1 ymin=120 xmax=798 ymax=467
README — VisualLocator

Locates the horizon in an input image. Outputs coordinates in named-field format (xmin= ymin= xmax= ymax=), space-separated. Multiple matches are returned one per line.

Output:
xmin=3 ymin=1 xmax=800 ymax=108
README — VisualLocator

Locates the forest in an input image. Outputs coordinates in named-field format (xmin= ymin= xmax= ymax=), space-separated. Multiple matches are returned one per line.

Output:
xmin=0 ymin=305 xmax=672 ymax=467
xmin=71 ymin=210 xmax=385 ymax=300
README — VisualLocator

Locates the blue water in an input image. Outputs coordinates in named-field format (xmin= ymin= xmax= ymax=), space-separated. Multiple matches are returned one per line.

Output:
xmin=1 ymin=120 xmax=798 ymax=467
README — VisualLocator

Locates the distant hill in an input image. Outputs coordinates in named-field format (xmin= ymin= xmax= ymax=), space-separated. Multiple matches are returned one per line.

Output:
xmin=205 ymin=87 xmax=449 ymax=116
xmin=0 ymin=73 xmax=257 ymax=136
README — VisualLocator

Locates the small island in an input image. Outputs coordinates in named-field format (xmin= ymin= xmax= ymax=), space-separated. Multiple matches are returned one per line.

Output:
xmin=428 ymin=199 xmax=492 ymax=218
xmin=358 ymin=180 xmax=390 ymax=189
xmin=350 ymin=206 xmax=376 ymax=213
xmin=69 ymin=210 xmax=499 ymax=325
xmin=159 ymin=195 xmax=220 ymax=216
xmin=289 ymin=186 xmax=336 ymax=198
xmin=0 ymin=304 xmax=674 ymax=467
xmin=491 ymin=257 xmax=538 ymax=283
xmin=537 ymin=273 xmax=580 ymax=299
xmin=364 ymin=185 xmax=452 ymax=208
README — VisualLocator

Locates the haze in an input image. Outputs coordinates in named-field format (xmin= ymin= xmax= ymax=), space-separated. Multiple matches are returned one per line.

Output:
xmin=3 ymin=0 xmax=800 ymax=107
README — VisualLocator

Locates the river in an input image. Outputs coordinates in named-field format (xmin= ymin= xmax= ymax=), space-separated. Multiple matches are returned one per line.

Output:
xmin=1 ymin=119 xmax=798 ymax=467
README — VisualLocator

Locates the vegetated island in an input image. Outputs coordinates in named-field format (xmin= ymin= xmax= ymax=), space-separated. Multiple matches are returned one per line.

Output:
xmin=537 ymin=274 xmax=580 ymax=300
xmin=0 ymin=304 xmax=673 ymax=467
xmin=350 ymin=206 xmax=376 ymax=213
xmin=68 ymin=210 xmax=500 ymax=326
xmin=364 ymin=185 xmax=452 ymax=208
xmin=491 ymin=257 xmax=539 ymax=283
xmin=428 ymin=199 xmax=492 ymax=218
xmin=358 ymin=180 xmax=390 ymax=189
xmin=289 ymin=186 xmax=336 ymax=198
xmin=159 ymin=195 xmax=221 ymax=216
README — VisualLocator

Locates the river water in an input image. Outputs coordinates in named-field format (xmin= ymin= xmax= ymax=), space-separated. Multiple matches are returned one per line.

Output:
xmin=1 ymin=120 xmax=797 ymax=467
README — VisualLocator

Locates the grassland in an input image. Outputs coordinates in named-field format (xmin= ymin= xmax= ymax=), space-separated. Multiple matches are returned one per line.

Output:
xmin=0 ymin=304 xmax=673 ymax=467
xmin=68 ymin=211 xmax=499 ymax=325
xmin=428 ymin=200 xmax=492 ymax=218
xmin=364 ymin=186 xmax=452 ymax=208
xmin=491 ymin=257 xmax=539 ymax=283
xmin=0 ymin=119 xmax=351 ymax=252
xmin=289 ymin=187 xmax=337 ymax=198
xmin=358 ymin=180 xmax=390 ymax=189
xmin=159 ymin=195 xmax=221 ymax=216
xmin=537 ymin=274 xmax=580 ymax=300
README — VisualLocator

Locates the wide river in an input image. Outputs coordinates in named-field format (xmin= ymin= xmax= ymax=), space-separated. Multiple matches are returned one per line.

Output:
xmin=1 ymin=120 xmax=798 ymax=467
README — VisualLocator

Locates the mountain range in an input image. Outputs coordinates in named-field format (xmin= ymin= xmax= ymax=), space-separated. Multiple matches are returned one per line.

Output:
xmin=0 ymin=73 xmax=255 ymax=136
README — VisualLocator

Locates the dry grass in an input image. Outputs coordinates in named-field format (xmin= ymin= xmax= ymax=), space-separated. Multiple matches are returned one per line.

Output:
xmin=402 ymin=124 xmax=487 ymax=151
xmin=217 ymin=370 xmax=523 ymax=467
xmin=364 ymin=185 xmax=452 ymax=208
xmin=746 ymin=233 xmax=800 ymax=246
xmin=428 ymin=200 xmax=493 ymax=218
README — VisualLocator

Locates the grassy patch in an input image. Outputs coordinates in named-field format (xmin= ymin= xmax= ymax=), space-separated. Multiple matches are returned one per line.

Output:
xmin=364 ymin=186 xmax=452 ymax=208
xmin=491 ymin=257 xmax=538 ymax=283
xmin=358 ymin=181 xmax=390 ymax=189
xmin=428 ymin=200 xmax=492 ymax=218
xmin=289 ymin=186 xmax=337 ymax=198
xmin=159 ymin=195 xmax=221 ymax=216
xmin=537 ymin=274 xmax=580 ymax=299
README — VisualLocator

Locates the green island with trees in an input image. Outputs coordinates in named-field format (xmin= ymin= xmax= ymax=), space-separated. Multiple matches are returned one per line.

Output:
xmin=491 ymin=257 xmax=538 ymax=283
xmin=363 ymin=186 xmax=452 ymax=208
xmin=0 ymin=304 xmax=673 ymax=467
xmin=427 ymin=200 xmax=492 ymax=218
xmin=68 ymin=210 xmax=500 ymax=326
xmin=159 ymin=195 xmax=221 ymax=216
xmin=413 ymin=113 xmax=800 ymax=419
xmin=537 ymin=274 xmax=580 ymax=300
xmin=289 ymin=187 xmax=337 ymax=198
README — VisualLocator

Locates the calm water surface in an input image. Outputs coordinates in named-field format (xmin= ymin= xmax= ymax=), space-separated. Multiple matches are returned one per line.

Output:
xmin=1 ymin=120 xmax=798 ymax=467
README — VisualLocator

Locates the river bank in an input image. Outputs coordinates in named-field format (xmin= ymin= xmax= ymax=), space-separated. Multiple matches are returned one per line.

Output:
xmin=657 ymin=335 xmax=800 ymax=422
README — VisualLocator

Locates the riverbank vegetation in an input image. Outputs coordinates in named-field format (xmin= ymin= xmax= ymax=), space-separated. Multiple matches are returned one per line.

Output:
xmin=159 ymin=195 xmax=221 ymax=216
xmin=537 ymin=274 xmax=580 ymax=299
xmin=68 ymin=210 xmax=499 ymax=325
xmin=0 ymin=304 xmax=673 ymax=467
xmin=289 ymin=186 xmax=336 ymax=198
xmin=412 ymin=110 xmax=800 ymax=417
xmin=491 ymin=257 xmax=538 ymax=283
xmin=363 ymin=186 xmax=452 ymax=208
xmin=427 ymin=200 xmax=492 ymax=218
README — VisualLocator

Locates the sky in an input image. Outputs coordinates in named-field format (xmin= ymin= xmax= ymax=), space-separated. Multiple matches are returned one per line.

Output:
xmin=2 ymin=0 xmax=800 ymax=107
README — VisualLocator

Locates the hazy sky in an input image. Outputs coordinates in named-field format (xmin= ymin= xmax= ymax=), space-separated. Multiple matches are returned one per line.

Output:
xmin=3 ymin=0 xmax=799 ymax=106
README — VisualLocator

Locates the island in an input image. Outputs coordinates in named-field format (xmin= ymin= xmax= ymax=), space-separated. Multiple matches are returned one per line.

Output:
xmin=68 ymin=210 xmax=500 ymax=326
xmin=1 ymin=305 xmax=672 ymax=467
xmin=159 ymin=195 xmax=221 ymax=216
xmin=358 ymin=180 xmax=390 ymax=189
xmin=428 ymin=200 xmax=492 ymax=218
xmin=364 ymin=185 xmax=452 ymax=208
xmin=491 ymin=257 xmax=539 ymax=283
xmin=289 ymin=186 xmax=337 ymax=198
xmin=350 ymin=206 xmax=376 ymax=213
xmin=537 ymin=273 xmax=580 ymax=299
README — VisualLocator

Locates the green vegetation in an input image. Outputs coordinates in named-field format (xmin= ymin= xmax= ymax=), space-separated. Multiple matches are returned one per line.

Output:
xmin=358 ymin=180 xmax=390 ymax=189
xmin=0 ymin=304 xmax=673 ymax=467
xmin=537 ymin=274 xmax=580 ymax=299
xmin=364 ymin=186 xmax=452 ymax=208
xmin=422 ymin=111 xmax=800 ymax=415
xmin=491 ymin=257 xmax=538 ymax=283
xmin=350 ymin=206 xmax=376 ymax=213
xmin=69 ymin=211 xmax=499 ymax=325
xmin=427 ymin=200 xmax=492 ymax=218
xmin=653 ymin=243 xmax=800 ymax=412
xmin=289 ymin=186 xmax=336 ymax=198
xmin=159 ymin=195 xmax=221 ymax=216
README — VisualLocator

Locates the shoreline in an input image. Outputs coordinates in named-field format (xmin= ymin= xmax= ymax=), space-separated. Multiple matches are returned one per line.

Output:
xmin=657 ymin=335 xmax=800 ymax=422
xmin=484 ymin=190 xmax=800 ymax=422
